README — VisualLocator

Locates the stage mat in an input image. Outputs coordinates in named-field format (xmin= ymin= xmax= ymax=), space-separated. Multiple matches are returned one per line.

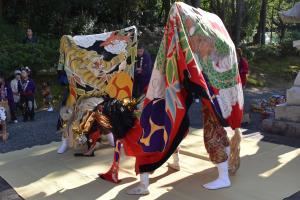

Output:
xmin=0 ymin=129 xmax=299 ymax=200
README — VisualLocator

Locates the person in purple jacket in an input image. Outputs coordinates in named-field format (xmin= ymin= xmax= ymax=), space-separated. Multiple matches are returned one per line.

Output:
xmin=133 ymin=43 xmax=153 ymax=98
xmin=18 ymin=67 xmax=36 ymax=121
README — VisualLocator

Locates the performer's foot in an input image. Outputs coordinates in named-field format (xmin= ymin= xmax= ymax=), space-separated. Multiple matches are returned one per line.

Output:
xmin=126 ymin=183 xmax=149 ymax=195
xmin=168 ymin=149 xmax=180 ymax=171
xmin=99 ymin=171 xmax=120 ymax=184
xmin=203 ymin=178 xmax=231 ymax=190
xmin=57 ymin=138 xmax=68 ymax=154
xmin=167 ymin=162 xmax=180 ymax=171
xmin=74 ymin=152 xmax=95 ymax=157
xmin=127 ymin=173 xmax=149 ymax=195
xmin=203 ymin=161 xmax=231 ymax=190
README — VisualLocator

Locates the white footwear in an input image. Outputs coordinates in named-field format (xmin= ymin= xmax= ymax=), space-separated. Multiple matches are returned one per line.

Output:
xmin=127 ymin=173 xmax=150 ymax=195
xmin=13 ymin=120 xmax=18 ymax=124
xmin=57 ymin=137 xmax=68 ymax=154
xmin=47 ymin=107 xmax=54 ymax=112
xmin=168 ymin=150 xmax=180 ymax=171
xmin=107 ymin=132 xmax=115 ymax=147
xmin=225 ymin=146 xmax=230 ymax=157
xmin=203 ymin=160 xmax=231 ymax=190
xmin=195 ymin=99 xmax=200 ymax=103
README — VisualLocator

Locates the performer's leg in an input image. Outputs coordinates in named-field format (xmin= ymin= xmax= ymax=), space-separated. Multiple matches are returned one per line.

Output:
xmin=107 ymin=132 xmax=115 ymax=146
xmin=167 ymin=147 xmax=180 ymax=171
xmin=57 ymin=118 xmax=69 ymax=154
xmin=202 ymin=105 xmax=231 ymax=190
xmin=126 ymin=173 xmax=150 ymax=195
xmin=99 ymin=140 xmax=122 ymax=183
xmin=57 ymin=136 xmax=68 ymax=154
xmin=203 ymin=159 xmax=230 ymax=190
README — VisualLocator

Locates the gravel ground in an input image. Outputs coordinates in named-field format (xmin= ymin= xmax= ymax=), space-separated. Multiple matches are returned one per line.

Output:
xmin=1 ymin=86 xmax=299 ymax=154
xmin=0 ymin=110 xmax=60 ymax=153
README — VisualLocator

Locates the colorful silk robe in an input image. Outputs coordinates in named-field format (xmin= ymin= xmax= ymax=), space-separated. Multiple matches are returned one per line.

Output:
xmin=58 ymin=26 xmax=137 ymax=104
xmin=127 ymin=2 xmax=244 ymax=173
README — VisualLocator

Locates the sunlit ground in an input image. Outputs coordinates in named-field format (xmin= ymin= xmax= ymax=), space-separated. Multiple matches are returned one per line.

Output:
xmin=0 ymin=129 xmax=299 ymax=200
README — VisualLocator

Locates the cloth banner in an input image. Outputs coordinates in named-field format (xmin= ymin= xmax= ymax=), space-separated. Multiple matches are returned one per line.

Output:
xmin=125 ymin=2 xmax=244 ymax=173
xmin=58 ymin=26 xmax=137 ymax=105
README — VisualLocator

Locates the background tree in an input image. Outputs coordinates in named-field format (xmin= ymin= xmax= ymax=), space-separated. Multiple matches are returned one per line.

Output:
xmin=254 ymin=0 xmax=268 ymax=45
xmin=185 ymin=0 xmax=200 ymax=7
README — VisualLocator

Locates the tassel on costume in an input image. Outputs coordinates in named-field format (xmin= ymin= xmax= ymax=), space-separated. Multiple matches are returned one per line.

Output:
xmin=99 ymin=140 xmax=122 ymax=183
xmin=229 ymin=128 xmax=241 ymax=175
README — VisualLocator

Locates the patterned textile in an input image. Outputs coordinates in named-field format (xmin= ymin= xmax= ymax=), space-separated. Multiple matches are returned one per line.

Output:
xmin=203 ymin=102 xmax=229 ymax=164
xmin=134 ymin=2 xmax=243 ymax=173
xmin=57 ymin=27 xmax=137 ymax=143
xmin=58 ymin=26 xmax=137 ymax=105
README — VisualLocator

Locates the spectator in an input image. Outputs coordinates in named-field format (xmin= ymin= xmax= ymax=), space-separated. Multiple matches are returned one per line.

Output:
xmin=41 ymin=82 xmax=54 ymax=112
xmin=0 ymin=106 xmax=8 ymax=142
xmin=18 ymin=67 xmax=36 ymax=121
xmin=23 ymin=28 xmax=38 ymax=44
xmin=133 ymin=43 xmax=153 ymax=98
xmin=10 ymin=70 xmax=21 ymax=123
xmin=236 ymin=48 xmax=249 ymax=88
xmin=0 ymin=72 xmax=16 ymax=123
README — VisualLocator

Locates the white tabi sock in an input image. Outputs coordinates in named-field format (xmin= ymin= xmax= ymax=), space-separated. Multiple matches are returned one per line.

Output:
xmin=126 ymin=173 xmax=150 ymax=195
xmin=203 ymin=160 xmax=231 ymax=190
xmin=107 ymin=132 xmax=115 ymax=146
xmin=168 ymin=149 xmax=180 ymax=171
xmin=57 ymin=137 xmax=68 ymax=154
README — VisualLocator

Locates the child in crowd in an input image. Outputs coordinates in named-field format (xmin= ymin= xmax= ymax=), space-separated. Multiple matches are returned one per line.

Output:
xmin=10 ymin=69 xmax=21 ymax=123
xmin=18 ymin=67 xmax=36 ymax=121
xmin=42 ymin=82 xmax=53 ymax=112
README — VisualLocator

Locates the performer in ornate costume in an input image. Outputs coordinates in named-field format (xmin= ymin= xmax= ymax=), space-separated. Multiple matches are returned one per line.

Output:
xmin=56 ymin=26 xmax=138 ymax=155
xmin=99 ymin=2 xmax=243 ymax=195
xmin=57 ymin=2 xmax=243 ymax=195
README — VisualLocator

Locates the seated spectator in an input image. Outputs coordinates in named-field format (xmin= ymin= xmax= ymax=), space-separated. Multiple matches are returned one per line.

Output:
xmin=23 ymin=28 xmax=38 ymax=44
xmin=41 ymin=82 xmax=54 ymax=112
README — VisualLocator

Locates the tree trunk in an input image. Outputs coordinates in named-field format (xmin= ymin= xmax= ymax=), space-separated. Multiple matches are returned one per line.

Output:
xmin=260 ymin=0 xmax=267 ymax=45
xmin=270 ymin=6 xmax=274 ymax=44
xmin=163 ymin=0 xmax=171 ymax=23
xmin=234 ymin=0 xmax=244 ymax=45
xmin=210 ymin=0 xmax=216 ymax=12
xmin=0 ymin=0 xmax=3 ymax=19
xmin=185 ymin=0 xmax=200 ymax=7
xmin=254 ymin=0 xmax=268 ymax=45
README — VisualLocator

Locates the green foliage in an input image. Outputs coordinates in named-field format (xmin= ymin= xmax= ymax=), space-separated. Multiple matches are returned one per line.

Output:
xmin=251 ymin=45 xmax=281 ymax=59
xmin=0 ymin=40 xmax=59 ymax=73
xmin=0 ymin=20 xmax=59 ymax=74
xmin=249 ymin=55 xmax=300 ymax=87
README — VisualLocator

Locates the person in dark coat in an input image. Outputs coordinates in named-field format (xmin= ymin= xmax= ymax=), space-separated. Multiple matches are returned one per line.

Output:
xmin=133 ymin=43 xmax=153 ymax=98
xmin=23 ymin=28 xmax=38 ymax=44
